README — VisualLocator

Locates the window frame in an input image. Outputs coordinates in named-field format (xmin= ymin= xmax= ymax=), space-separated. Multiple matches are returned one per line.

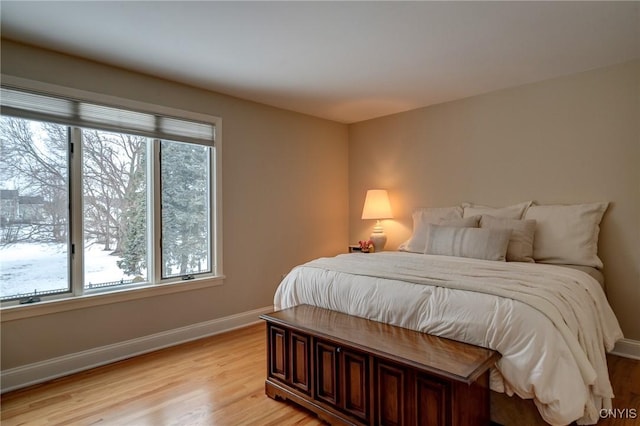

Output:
xmin=0 ymin=75 xmax=224 ymax=320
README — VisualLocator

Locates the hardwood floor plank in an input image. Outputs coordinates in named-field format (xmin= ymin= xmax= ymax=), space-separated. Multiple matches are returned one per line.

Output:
xmin=1 ymin=324 xmax=322 ymax=426
xmin=1 ymin=323 xmax=638 ymax=425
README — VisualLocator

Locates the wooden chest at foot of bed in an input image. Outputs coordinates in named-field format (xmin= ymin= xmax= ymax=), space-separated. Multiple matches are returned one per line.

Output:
xmin=260 ymin=304 xmax=501 ymax=426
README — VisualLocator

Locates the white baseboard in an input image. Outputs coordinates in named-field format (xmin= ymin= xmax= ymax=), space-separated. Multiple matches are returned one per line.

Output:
xmin=609 ymin=338 xmax=640 ymax=360
xmin=1 ymin=305 xmax=273 ymax=393
xmin=4 ymin=309 xmax=636 ymax=394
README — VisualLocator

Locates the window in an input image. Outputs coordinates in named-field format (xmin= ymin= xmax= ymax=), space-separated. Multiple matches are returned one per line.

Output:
xmin=0 ymin=119 xmax=71 ymax=298
xmin=160 ymin=140 xmax=211 ymax=279
xmin=0 ymin=84 xmax=221 ymax=305
xmin=81 ymin=129 xmax=152 ymax=290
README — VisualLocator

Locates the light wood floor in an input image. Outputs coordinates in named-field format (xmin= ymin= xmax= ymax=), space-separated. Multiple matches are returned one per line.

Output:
xmin=1 ymin=323 xmax=639 ymax=426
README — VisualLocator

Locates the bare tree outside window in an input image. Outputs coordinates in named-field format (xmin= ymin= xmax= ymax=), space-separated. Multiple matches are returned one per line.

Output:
xmin=0 ymin=117 xmax=70 ymax=298
xmin=82 ymin=129 xmax=149 ymax=289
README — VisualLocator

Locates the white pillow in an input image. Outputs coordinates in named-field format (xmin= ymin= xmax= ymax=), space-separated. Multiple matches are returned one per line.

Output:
xmin=524 ymin=202 xmax=608 ymax=268
xmin=399 ymin=206 xmax=463 ymax=253
xmin=479 ymin=215 xmax=536 ymax=263
xmin=424 ymin=225 xmax=512 ymax=261
xmin=462 ymin=201 xmax=532 ymax=219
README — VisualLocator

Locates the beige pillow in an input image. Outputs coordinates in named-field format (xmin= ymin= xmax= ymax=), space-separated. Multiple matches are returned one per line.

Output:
xmin=441 ymin=216 xmax=480 ymax=228
xmin=524 ymin=202 xmax=608 ymax=268
xmin=399 ymin=206 xmax=463 ymax=253
xmin=462 ymin=201 xmax=532 ymax=219
xmin=424 ymin=225 xmax=512 ymax=261
xmin=480 ymin=215 xmax=536 ymax=262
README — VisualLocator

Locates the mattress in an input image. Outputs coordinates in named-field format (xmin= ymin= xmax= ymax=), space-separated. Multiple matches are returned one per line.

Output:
xmin=274 ymin=252 xmax=622 ymax=425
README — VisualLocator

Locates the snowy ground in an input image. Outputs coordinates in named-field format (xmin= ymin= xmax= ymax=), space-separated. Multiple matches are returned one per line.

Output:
xmin=0 ymin=242 xmax=137 ymax=298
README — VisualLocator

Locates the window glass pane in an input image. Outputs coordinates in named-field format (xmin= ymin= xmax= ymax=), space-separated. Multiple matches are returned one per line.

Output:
xmin=161 ymin=140 xmax=211 ymax=278
xmin=0 ymin=117 xmax=70 ymax=300
xmin=82 ymin=129 xmax=150 ymax=290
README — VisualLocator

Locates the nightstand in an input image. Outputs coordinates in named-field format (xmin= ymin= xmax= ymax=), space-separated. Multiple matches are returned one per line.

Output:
xmin=348 ymin=245 xmax=363 ymax=253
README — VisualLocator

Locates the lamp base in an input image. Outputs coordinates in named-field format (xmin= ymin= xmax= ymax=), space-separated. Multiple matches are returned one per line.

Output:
xmin=370 ymin=221 xmax=387 ymax=251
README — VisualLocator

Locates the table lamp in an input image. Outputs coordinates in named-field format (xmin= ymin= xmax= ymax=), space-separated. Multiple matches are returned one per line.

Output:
xmin=361 ymin=189 xmax=393 ymax=251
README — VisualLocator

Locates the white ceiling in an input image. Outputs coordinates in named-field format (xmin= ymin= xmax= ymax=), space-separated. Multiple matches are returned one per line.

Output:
xmin=1 ymin=1 xmax=639 ymax=123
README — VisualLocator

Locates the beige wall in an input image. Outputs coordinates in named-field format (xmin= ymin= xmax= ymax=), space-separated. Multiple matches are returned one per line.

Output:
xmin=349 ymin=60 xmax=640 ymax=340
xmin=0 ymin=40 xmax=349 ymax=369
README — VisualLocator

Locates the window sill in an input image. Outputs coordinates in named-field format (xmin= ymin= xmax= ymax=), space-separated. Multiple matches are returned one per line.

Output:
xmin=0 ymin=275 xmax=225 ymax=322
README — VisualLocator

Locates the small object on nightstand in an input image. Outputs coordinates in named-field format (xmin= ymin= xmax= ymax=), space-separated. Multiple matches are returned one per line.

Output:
xmin=358 ymin=240 xmax=375 ymax=253
xmin=349 ymin=245 xmax=362 ymax=253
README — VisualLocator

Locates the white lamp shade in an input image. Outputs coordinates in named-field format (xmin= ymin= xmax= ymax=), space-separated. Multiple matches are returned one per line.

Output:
xmin=361 ymin=189 xmax=393 ymax=220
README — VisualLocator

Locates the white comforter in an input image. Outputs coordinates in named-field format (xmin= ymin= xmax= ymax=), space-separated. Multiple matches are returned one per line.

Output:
xmin=274 ymin=252 xmax=623 ymax=426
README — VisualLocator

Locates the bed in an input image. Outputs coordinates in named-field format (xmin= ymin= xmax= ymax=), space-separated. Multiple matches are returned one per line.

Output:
xmin=273 ymin=201 xmax=623 ymax=425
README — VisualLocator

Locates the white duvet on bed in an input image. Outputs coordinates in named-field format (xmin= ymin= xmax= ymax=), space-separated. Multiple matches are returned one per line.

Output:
xmin=274 ymin=252 xmax=623 ymax=426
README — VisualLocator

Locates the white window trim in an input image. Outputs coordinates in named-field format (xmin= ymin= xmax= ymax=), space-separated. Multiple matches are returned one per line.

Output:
xmin=0 ymin=75 xmax=224 ymax=321
xmin=1 ymin=276 xmax=225 ymax=321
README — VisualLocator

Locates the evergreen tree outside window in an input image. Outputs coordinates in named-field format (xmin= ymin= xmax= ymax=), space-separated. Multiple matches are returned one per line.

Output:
xmin=160 ymin=141 xmax=210 ymax=279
